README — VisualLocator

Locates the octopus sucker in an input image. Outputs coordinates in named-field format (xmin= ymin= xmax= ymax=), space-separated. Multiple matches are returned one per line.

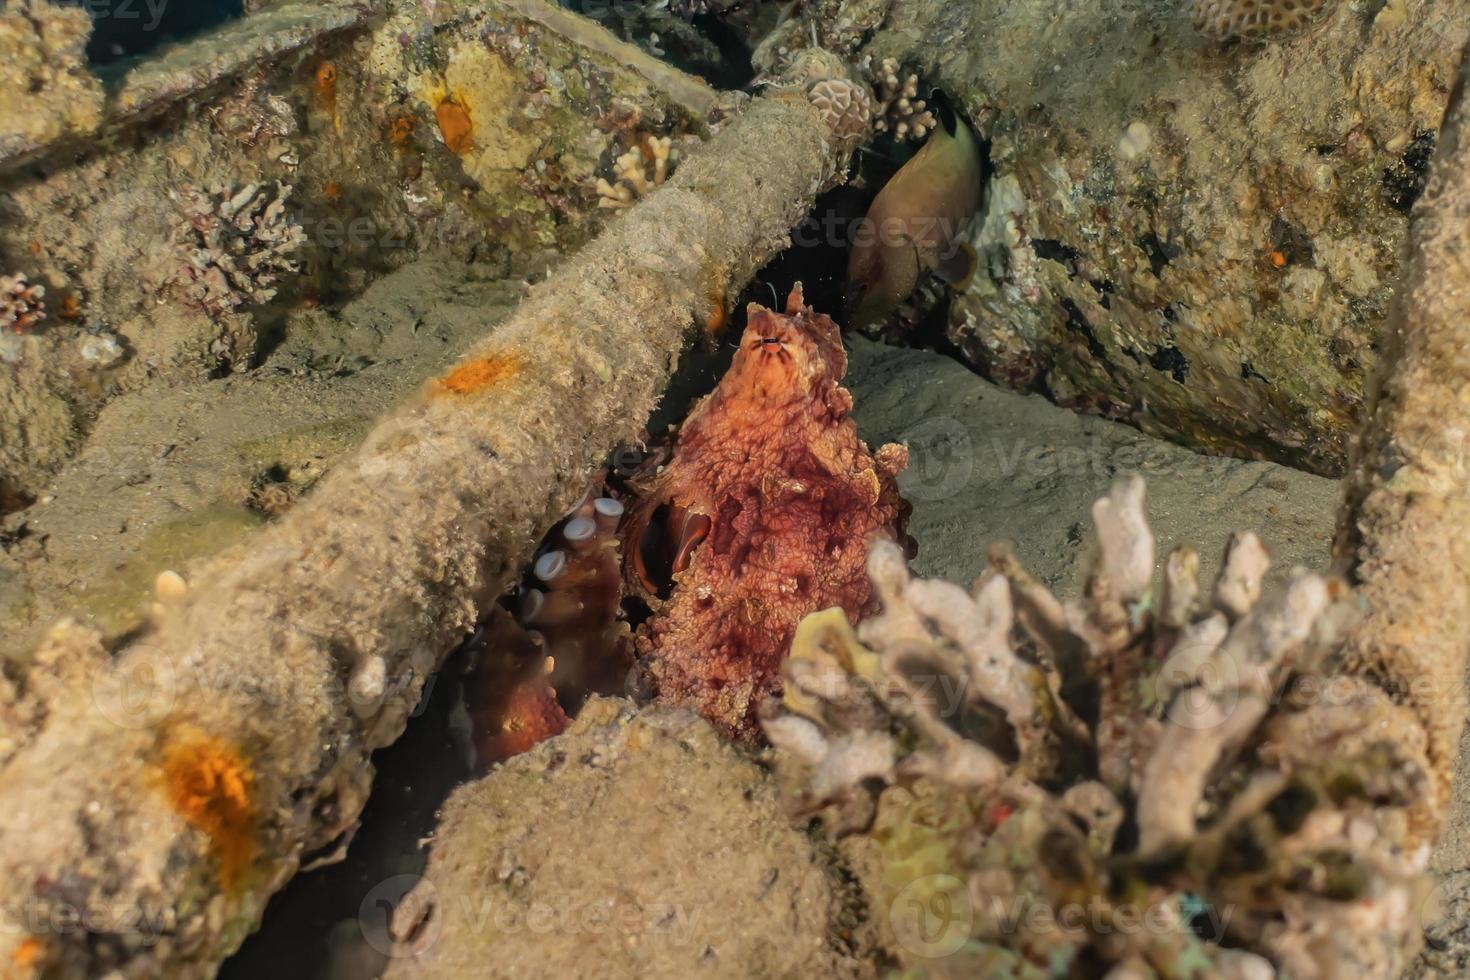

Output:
xmin=461 ymin=486 xmax=634 ymax=771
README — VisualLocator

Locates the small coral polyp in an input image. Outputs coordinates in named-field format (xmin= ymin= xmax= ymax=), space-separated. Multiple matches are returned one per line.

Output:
xmin=623 ymin=285 xmax=911 ymax=740
xmin=1194 ymin=0 xmax=1334 ymax=41
xmin=0 ymin=273 xmax=45 ymax=334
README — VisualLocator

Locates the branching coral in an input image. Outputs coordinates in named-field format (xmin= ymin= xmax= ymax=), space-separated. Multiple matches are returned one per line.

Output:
xmin=595 ymin=136 xmax=678 ymax=210
xmin=0 ymin=273 xmax=44 ymax=334
xmin=1193 ymin=0 xmax=1336 ymax=42
xmin=169 ymin=182 xmax=306 ymax=318
xmin=865 ymin=57 xmax=936 ymax=143
xmin=764 ymin=476 xmax=1435 ymax=978
xmin=622 ymin=285 xmax=910 ymax=740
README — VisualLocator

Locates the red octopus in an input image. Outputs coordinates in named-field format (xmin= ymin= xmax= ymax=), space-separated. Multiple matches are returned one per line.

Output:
xmin=463 ymin=285 xmax=910 ymax=762
xmin=622 ymin=284 xmax=910 ymax=740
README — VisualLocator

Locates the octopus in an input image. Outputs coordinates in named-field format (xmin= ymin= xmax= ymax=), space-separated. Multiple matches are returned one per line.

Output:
xmin=622 ymin=284 xmax=911 ymax=740
xmin=460 ymin=286 xmax=910 ymax=760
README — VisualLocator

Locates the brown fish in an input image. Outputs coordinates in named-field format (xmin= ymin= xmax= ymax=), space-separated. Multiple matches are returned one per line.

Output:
xmin=846 ymin=103 xmax=983 ymax=329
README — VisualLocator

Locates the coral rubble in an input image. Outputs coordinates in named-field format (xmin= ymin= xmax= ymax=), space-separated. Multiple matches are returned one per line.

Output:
xmin=765 ymin=476 xmax=1435 ymax=977
xmin=622 ymin=286 xmax=910 ymax=740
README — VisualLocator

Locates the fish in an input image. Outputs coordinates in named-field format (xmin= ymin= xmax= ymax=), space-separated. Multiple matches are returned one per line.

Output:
xmin=846 ymin=98 xmax=983 ymax=330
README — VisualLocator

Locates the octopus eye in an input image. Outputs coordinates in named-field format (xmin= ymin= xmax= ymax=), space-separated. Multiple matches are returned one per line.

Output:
xmin=760 ymin=338 xmax=783 ymax=349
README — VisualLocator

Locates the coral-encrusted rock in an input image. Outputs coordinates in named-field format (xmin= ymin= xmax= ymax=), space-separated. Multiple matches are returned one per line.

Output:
xmin=0 ymin=0 xmax=103 ymax=162
xmin=836 ymin=0 xmax=1469 ymax=474
xmin=624 ymin=286 xmax=909 ymax=741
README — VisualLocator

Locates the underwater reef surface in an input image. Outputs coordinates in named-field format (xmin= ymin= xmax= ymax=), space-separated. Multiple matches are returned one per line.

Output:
xmin=0 ymin=0 xmax=708 ymax=505
xmin=791 ymin=0 xmax=1470 ymax=475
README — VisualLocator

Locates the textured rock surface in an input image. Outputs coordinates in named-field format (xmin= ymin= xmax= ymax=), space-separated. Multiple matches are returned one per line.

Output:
xmin=0 ymin=0 xmax=708 ymax=501
xmin=0 ymin=0 xmax=103 ymax=161
xmin=381 ymin=698 xmax=875 ymax=980
xmin=854 ymin=0 xmax=1469 ymax=475
xmin=0 ymin=259 xmax=523 ymax=664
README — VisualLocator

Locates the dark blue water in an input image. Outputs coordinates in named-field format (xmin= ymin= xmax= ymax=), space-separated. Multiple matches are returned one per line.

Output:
xmin=51 ymin=0 xmax=246 ymax=66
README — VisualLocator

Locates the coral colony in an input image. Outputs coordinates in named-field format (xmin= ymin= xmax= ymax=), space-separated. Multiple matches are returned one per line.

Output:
xmin=764 ymin=478 xmax=1428 ymax=977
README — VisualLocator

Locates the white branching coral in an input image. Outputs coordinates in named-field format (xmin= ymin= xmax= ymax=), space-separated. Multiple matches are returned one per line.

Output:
xmin=807 ymin=78 xmax=872 ymax=142
xmin=865 ymin=57 xmax=936 ymax=143
xmin=595 ymin=137 xmax=678 ymax=210
xmin=763 ymin=475 xmax=1436 ymax=978
xmin=169 ymin=182 xmax=306 ymax=317
xmin=0 ymin=273 xmax=44 ymax=334
xmin=1194 ymin=0 xmax=1335 ymax=41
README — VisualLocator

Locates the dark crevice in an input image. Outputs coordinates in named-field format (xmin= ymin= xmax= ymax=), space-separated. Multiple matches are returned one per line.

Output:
xmin=1136 ymin=232 xmax=1180 ymax=278
xmin=1382 ymin=129 xmax=1437 ymax=214
xmin=1150 ymin=344 xmax=1189 ymax=383
xmin=1060 ymin=298 xmax=1106 ymax=360
xmin=1241 ymin=361 xmax=1270 ymax=384
xmin=67 ymin=0 xmax=245 ymax=68
xmin=1268 ymin=215 xmax=1315 ymax=267
xmin=1032 ymin=238 xmax=1081 ymax=274
xmin=220 ymin=648 xmax=472 ymax=980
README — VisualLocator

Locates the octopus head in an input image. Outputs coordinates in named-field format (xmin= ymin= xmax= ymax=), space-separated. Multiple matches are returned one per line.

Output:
xmin=733 ymin=284 xmax=846 ymax=404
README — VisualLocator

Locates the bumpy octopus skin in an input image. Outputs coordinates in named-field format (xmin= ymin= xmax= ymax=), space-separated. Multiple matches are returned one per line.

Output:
xmin=623 ymin=285 xmax=910 ymax=741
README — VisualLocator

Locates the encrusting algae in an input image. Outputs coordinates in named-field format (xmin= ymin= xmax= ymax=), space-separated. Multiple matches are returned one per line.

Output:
xmin=159 ymin=727 xmax=259 ymax=892
xmin=432 ymin=351 xmax=521 ymax=396
xmin=434 ymin=94 xmax=475 ymax=156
